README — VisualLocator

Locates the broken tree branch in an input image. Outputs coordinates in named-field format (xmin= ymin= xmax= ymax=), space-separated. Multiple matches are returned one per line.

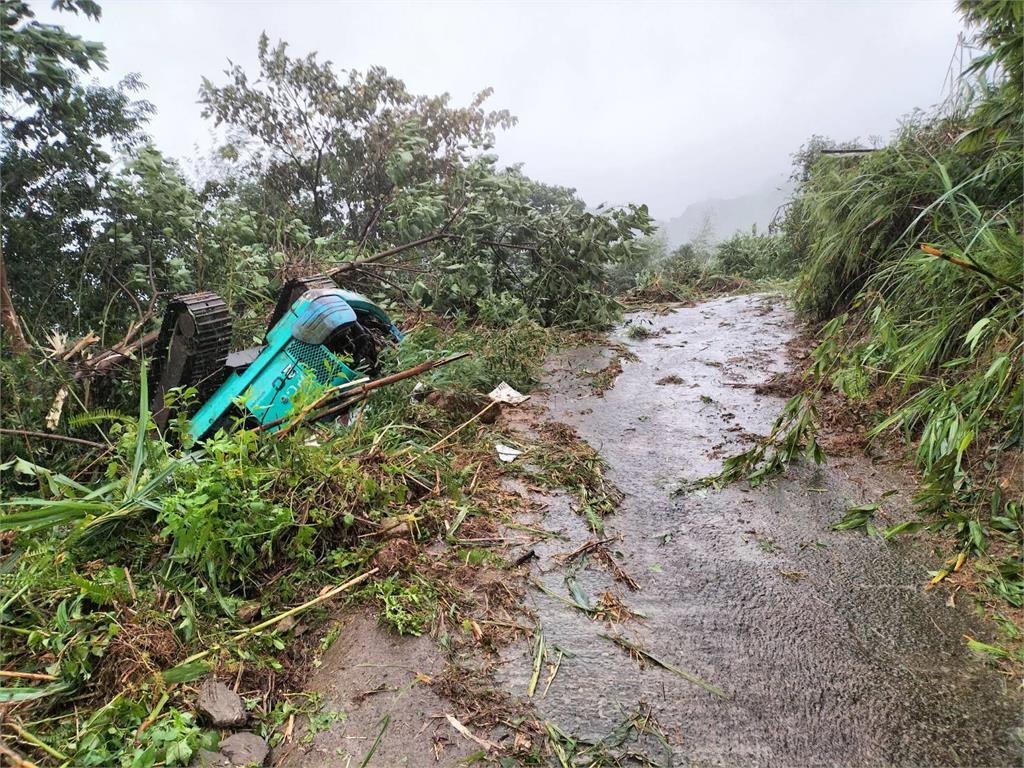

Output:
xmin=265 ymin=352 xmax=472 ymax=435
xmin=74 ymin=329 xmax=160 ymax=380
xmin=0 ymin=428 xmax=107 ymax=450
xmin=329 ymin=232 xmax=540 ymax=280
xmin=56 ymin=332 xmax=99 ymax=362
xmin=330 ymin=232 xmax=448 ymax=279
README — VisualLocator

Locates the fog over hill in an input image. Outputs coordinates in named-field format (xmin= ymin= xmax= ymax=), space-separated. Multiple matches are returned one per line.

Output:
xmin=658 ymin=178 xmax=795 ymax=249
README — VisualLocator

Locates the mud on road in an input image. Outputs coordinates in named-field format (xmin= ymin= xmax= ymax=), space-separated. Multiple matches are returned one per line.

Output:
xmin=284 ymin=293 xmax=1021 ymax=767
xmin=501 ymin=293 xmax=1021 ymax=766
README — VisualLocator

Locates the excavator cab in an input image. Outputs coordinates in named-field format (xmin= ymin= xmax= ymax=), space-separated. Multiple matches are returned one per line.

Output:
xmin=149 ymin=276 xmax=401 ymax=441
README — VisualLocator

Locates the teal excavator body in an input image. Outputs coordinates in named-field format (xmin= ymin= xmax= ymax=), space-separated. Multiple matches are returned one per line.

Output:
xmin=149 ymin=277 xmax=401 ymax=440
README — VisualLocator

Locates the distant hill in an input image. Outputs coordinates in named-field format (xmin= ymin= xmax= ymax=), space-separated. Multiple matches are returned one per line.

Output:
xmin=658 ymin=178 xmax=795 ymax=249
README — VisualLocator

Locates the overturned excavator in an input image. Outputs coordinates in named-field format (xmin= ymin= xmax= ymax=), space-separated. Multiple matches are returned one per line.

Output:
xmin=148 ymin=275 xmax=401 ymax=441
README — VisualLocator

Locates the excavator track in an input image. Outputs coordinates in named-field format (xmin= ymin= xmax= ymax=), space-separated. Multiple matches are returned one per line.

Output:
xmin=149 ymin=292 xmax=232 ymax=432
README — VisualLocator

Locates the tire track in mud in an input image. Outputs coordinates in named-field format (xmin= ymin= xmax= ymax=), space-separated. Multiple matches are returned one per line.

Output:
xmin=499 ymin=293 xmax=1021 ymax=767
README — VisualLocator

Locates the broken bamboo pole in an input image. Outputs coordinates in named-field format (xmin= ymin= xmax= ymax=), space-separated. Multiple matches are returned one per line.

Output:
xmin=263 ymin=351 xmax=471 ymax=435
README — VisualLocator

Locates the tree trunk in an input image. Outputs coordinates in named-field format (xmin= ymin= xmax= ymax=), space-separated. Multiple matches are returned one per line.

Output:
xmin=0 ymin=247 xmax=28 ymax=353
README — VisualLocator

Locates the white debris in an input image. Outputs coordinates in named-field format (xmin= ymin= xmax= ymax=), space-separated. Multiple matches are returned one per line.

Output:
xmin=410 ymin=382 xmax=430 ymax=402
xmin=488 ymin=381 xmax=529 ymax=405
xmin=495 ymin=443 xmax=523 ymax=463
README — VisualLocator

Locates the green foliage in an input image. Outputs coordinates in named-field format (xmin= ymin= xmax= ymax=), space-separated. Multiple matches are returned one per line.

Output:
xmin=390 ymin=160 xmax=652 ymax=329
xmin=705 ymin=2 xmax=1023 ymax=608
xmin=374 ymin=576 xmax=437 ymax=636
xmin=2 ymin=0 xmax=156 ymax=339
xmin=622 ymin=227 xmax=794 ymax=302
xmin=543 ymin=705 xmax=672 ymax=767
xmin=383 ymin=316 xmax=552 ymax=396
xmin=714 ymin=229 xmax=798 ymax=280
xmin=693 ymin=393 xmax=824 ymax=493
xmin=512 ymin=423 xmax=622 ymax=534
xmin=199 ymin=32 xmax=515 ymax=240
xmin=0 ymin=312 xmax=558 ymax=761
xmin=626 ymin=324 xmax=654 ymax=341
xmin=1 ymin=367 xmax=183 ymax=536
xmin=75 ymin=699 xmax=213 ymax=768
xmin=4 ymin=15 xmax=651 ymax=356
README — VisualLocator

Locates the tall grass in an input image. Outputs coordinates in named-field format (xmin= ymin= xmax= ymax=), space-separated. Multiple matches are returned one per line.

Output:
xmin=774 ymin=1 xmax=1023 ymax=606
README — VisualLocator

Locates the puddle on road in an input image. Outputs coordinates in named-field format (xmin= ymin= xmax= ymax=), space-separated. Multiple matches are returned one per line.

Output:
xmin=500 ymin=294 xmax=1022 ymax=766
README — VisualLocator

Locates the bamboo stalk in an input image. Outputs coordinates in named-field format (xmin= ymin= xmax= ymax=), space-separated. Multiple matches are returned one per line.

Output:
xmin=5 ymin=721 xmax=69 ymax=763
xmin=541 ymin=649 xmax=563 ymax=698
xmin=527 ymin=628 xmax=545 ymax=697
xmin=262 ymin=352 xmax=471 ymax=435
xmin=919 ymin=244 xmax=1022 ymax=292
xmin=233 ymin=568 xmax=379 ymax=636
xmin=0 ymin=671 xmax=58 ymax=682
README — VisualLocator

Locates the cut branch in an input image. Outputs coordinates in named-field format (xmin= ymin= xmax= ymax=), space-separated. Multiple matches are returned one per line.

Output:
xmin=0 ymin=428 xmax=107 ymax=450
xmin=263 ymin=351 xmax=471 ymax=435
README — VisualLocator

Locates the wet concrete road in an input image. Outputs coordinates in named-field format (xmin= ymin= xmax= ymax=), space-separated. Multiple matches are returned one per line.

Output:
xmin=502 ymin=294 xmax=1022 ymax=767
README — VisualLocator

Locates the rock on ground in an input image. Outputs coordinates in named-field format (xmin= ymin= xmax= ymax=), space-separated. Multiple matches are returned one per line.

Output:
xmin=196 ymin=679 xmax=247 ymax=727
xmin=192 ymin=733 xmax=269 ymax=767
xmin=219 ymin=733 xmax=270 ymax=766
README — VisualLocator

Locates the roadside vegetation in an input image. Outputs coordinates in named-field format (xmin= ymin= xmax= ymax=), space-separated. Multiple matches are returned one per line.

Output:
xmin=610 ymin=226 xmax=798 ymax=305
xmin=689 ymin=1 xmax=1022 ymax=650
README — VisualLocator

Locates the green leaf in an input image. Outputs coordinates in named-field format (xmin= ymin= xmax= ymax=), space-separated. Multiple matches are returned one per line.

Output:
xmin=165 ymin=739 xmax=193 ymax=766
xmin=967 ymin=519 xmax=986 ymax=552
xmin=965 ymin=637 xmax=1009 ymax=660
xmin=883 ymin=520 xmax=926 ymax=539
xmin=832 ymin=503 xmax=879 ymax=531
xmin=0 ymin=681 xmax=73 ymax=702
xmin=964 ymin=317 xmax=990 ymax=353
xmin=161 ymin=660 xmax=210 ymax=684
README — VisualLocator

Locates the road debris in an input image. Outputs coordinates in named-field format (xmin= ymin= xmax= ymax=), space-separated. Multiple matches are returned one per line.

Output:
xmin=600 ymin=634 xmax=728 ymax=699
xmin=488 ymin=381 xmax=530 ymax=405
xmin=495 ymin=443 xmax=523 ymax=463
xmin=444 ymin=713 xmax=500 ymax=752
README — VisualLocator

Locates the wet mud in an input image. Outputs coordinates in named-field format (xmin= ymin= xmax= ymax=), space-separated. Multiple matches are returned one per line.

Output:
xmin=500 ymin=293 xmax=1022 ymax=766
xmin=276 ymin=609 xmax=481 ymax=767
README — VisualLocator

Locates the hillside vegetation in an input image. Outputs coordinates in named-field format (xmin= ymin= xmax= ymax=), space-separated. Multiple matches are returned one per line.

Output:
xmin=792 ymin=0 xmax=1021 ymax=613
xmin=654 ymin=0 xmax=1021 ymax=622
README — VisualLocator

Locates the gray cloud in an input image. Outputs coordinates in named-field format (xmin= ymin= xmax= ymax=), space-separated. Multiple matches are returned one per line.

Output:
xmin=36 ymin=0 xmax=964 ymax=218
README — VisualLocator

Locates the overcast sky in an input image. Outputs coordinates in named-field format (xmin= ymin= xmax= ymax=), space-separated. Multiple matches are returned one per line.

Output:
xmin=36 ymin=0 xmax=965 ymax=219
